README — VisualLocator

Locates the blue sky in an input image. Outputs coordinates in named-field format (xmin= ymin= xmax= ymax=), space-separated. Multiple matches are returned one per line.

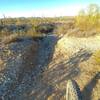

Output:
xmin=0 ymin=0 xmax=100 ymax=17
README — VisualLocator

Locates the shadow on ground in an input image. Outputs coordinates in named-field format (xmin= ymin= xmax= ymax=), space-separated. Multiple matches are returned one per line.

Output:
xmin=82 ymin=72 xmax=100 ymax=100
xmin=27 ymin=49 xmax=92 ymax=100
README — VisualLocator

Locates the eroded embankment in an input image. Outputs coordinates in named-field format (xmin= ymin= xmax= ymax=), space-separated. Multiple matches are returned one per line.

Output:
xmin=0 ymin=38 xmax=38 ymax=99
xmin=42 ymin=35 xmax=100 ymax=100
xmin=0 ymin=35 xmax=100 ymax=100
xmin=0 ymin=35 xmax=58 ymax=99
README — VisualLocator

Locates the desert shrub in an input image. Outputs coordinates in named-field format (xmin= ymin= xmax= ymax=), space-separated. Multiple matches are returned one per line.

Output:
xmin=54 ymin=24 xmax=68 ymax=35
xmin=54 ymin=20 xmax=75 ymax=35
xmin=75 ymin=4 xmax=100 ymax=31
xmin=35 ymin=23 xmax=55 ymax=34
xmin=93 ymin=50 xmax=100 ymax=64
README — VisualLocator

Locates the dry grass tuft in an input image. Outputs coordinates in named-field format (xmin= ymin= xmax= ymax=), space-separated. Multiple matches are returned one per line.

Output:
xmin=92 ymin=50 xmax=100 ymax=65
xmin=2 ymin=34 xmax=21 ymax=44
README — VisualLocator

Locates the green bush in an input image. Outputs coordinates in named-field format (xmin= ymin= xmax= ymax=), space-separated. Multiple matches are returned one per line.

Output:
xmin=75 ymin=4 xmax=100 ymax=31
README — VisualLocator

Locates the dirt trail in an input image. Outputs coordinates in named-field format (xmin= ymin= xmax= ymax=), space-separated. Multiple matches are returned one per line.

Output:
xmin=0 ymin=35 xmax=100 ymax=100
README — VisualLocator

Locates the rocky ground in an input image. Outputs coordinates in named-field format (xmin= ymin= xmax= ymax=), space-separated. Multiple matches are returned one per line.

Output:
xmin=0 ymin=34 xmax=100 ymax=100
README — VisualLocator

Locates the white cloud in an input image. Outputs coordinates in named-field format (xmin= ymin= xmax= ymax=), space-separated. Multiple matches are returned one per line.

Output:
xmin=0 ymin=4 xmax=87 ymax=18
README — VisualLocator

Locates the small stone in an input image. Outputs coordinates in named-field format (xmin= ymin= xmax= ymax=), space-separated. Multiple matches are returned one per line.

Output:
xmin=4 ymin=63 xmax=6 ymax=66
xmin=7 ymin=50 xmax=11 ymax=56
xmin=18 ymin=54 xmax=22 ymax=57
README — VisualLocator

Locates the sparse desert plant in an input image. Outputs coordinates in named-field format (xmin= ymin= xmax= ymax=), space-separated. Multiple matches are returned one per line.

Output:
xmin=75 ymin=9 xmax=87 ymax=30
xmin=54 ymin=21 xmax=75 ymax=36
xmin=0 ymin=16 xmax=76 ymax=37
xmin=75 ymin=4 xmax=100 ymax=31
xmin=54 ymin=24 xmax=68 ymax=35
